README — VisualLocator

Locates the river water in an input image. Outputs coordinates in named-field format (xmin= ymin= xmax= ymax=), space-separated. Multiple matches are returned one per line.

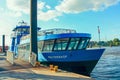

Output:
xmin=91 ymin=46 xmax=120 ymax=80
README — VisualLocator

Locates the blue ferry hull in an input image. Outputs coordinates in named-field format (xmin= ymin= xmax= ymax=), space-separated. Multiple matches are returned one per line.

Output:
xmin=38 ymin=48 xmax=105 ymax=76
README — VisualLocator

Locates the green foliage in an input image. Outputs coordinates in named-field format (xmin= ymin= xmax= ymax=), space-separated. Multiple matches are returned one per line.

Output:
xmin=113 ymin=38 xmax=120 ymax=46
xmin=89 ymin=38 xmax=120 ymax=47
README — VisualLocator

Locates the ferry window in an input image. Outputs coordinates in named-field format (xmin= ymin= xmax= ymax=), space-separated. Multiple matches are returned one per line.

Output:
xmin=54 ymin=38 xmax=69 ymax=51
xmin=26 ymin=44 xmax=30 ymax=50
xmin=54 ymin=39 xmax=61 ymax=50
xmin=78 ymin=38 xmax=89 ymax=49
xmin=18 ymin=45 xmax=20 ymax=49
xmin=16 ymin=29 xmax=21 ymax=35
xmin=38 ymin=41 xmax=44 ymax=52
xmin=43 ymin=40 xmax=54 ymax=51
xmin=24 ymin=44 xmax=27 ymax=51
xmin=18 ymin=44 xmax=24 ymax=51
xmin=43 ymin=44 xmax=49 ymax=51
xmin=26 ymin=29 xmax=29 ymax=33
xmin=61 ymin=41 xmax=68 ymax=50
xmin=23 ymin=28 xmax=27 ymax=33
xmin=68 ymin=38 xmax=79 ymax=50
xmin=83 ymin=38 xmax=90 ymax=49
xmin=18 ymin=28 xmax=22 ymax=32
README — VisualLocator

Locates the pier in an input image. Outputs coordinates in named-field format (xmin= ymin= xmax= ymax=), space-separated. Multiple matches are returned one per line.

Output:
xmin=0 ymin=53 xmax=93 ymax=80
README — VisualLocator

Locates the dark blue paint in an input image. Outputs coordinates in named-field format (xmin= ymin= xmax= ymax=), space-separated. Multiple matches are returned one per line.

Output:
xmin=38 ymin=33 xmax=91 ymax=41
xmin=38 ymin=49 xmax=105 ymax=62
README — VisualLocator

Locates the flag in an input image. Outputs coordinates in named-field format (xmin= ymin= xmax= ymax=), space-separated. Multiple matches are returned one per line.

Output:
xmin=98 ymin=26 xmax=100 ymax=34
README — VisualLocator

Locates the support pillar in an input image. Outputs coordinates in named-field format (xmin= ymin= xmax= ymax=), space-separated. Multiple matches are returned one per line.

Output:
xmin=30 ymin=0 xmax=38 ymax=61
xmin=2 ymin=35 xmax=5 ymax=53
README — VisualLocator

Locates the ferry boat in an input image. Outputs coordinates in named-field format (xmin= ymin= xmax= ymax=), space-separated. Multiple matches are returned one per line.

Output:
xmin=10 ymin=21 xmax=105 ymax=76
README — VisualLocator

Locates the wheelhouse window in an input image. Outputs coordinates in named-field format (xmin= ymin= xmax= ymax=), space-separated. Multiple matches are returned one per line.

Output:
xmin=54 ymin=38 xmax=69 ymax=51
xmin=38 ymin=41 xmax=44 ymax=52
xmin=42 ymin=40 xmax=54 ymax=51
xmin=42 ymin=37 xmax=90 ymax=52
xmin=68 ymin=38 xmax=80 ymax=50
xmin=78 ymin=38 xmax=90 ymax=49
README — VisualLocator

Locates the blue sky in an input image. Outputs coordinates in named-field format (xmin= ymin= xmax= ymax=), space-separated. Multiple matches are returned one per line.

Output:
xmin=0 ymin=0 xmax=120 ymax=46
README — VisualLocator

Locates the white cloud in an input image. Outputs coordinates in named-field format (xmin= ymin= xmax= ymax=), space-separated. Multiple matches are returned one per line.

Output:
xmin=38 ymin=1 xmax=45 ymax=10
xmin=0 ymin=18 xmax=15 ymax=46
xmin=56 ymin=0 xmax=120 ymax=13
xmin=5 ymin=0 xmax=120 ymax=21
xmin=38 ymin=10 xmax=62 ymax=21
xmin=53 ymin=18 xmax=59 ymax=22
xmin=37 ymin=1 xmax=59 ymax=21
xmin=0 ymin=7 xmax=21 ymax=18
xmin=37 ymin=2 xmax=58 ymax=21
xmin=14 ymin=12 xmax=22 ymax=17
xmin=6 ymin=0 xmax=30 ymax=14
xmin=37 ymin=2 xmax=51 ymax=10
xmin=46 ymin=5 xmax=51 ymax=9
xmin=0 ymin=8 xmax=4 ymax=11
xmin=6 ymin=0 xmax=60 ymax=21
xmin=0 ymin=8 xmax=22 ymax=46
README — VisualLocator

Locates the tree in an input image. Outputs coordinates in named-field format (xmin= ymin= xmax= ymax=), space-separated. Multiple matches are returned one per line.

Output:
xmin=107 ymin=40 xmax=113 ymax=46
xmin=113 ymin=38 xmax=120 ymax=46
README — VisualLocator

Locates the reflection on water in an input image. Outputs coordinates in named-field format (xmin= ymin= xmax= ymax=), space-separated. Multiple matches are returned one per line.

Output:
xmin=91 ymin=46 xmax=120 ymax=80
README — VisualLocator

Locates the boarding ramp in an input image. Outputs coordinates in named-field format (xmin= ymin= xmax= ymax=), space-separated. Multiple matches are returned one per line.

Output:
xmin=30 ymin=52 xmax=37 ymax=66
xmin=6 ymin=50 xmax=39 ymax=67
xmin=6 ymin=51 xmax=14 ymax=64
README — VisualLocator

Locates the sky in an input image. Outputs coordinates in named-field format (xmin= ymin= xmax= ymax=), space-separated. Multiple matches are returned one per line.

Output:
xmin=0 ymin=0 xmax=120 ymax=46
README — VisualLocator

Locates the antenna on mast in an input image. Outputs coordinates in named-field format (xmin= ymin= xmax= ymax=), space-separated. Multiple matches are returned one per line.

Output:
xmin=98 ymin=26 xmax=101 ymax=48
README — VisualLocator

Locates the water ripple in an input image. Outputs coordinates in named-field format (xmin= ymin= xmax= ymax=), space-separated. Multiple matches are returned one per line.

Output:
xmin=91 ymin=46 xmax=120 ymax=80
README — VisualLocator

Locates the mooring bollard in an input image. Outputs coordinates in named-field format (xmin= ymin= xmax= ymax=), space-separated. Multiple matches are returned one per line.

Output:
xmin=53 ymin=66 xmax=58 ymax=72
xmin=35 ymin=62 xmax=40 ymax=67
xmin=50 ymin=64 xmax=54 ymax=71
